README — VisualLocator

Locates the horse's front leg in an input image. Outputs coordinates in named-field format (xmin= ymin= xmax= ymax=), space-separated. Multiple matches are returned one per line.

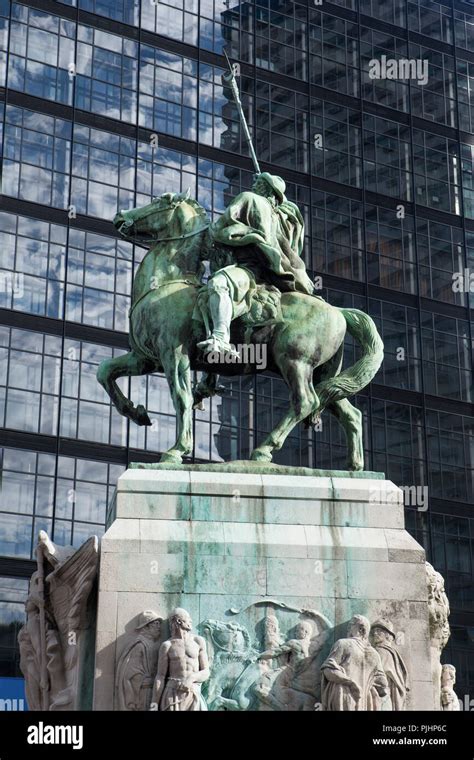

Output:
xmin=96 ymin=351 xmax=154 ymax=426
xmin=160 ymin=348 xmax=193 ymax=463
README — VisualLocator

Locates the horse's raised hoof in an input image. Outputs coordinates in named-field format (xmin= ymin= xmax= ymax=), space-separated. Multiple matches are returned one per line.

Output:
xmin=192 ymin=383 xmax=225 ymax=409
xmin=250 ymin=447 xmax=273 ymax=463
xmin=135 ymin=405 xmax=152 ymax=426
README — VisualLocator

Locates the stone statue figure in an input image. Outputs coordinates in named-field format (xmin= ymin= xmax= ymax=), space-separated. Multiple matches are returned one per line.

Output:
xmin=321 ymin=615 xmax=388 ymax=711
xmin=260 ymin=613 xmax=284 ymax=653
xmin=97 ymin=60 xmax=384 ymax=469
xmin=426 ymin=562 xmax=451 ymax=708
xmin=18 ymin=572 xmax=63 ymax=712
xmin=259 ymin=620 xmax=314 ymax=666
xmin=370 ymin=619 xmax=409 ymax=710
xmin=254 ymin=619 xmax=323 ymax=711
xmin=195 ymin=171 xmax=315 ymax=357
xmin=18 ymin=530 xmax=99 ymax=711
xmin=426 ymin=561 xmax=451 ymax=651
xmin=440 ymin=664 xmax=460 ymax=711
xmin=116 ymin=610 xmax=163 ymax=711
xmin=153 ymin=608 xmax=209 ymax=711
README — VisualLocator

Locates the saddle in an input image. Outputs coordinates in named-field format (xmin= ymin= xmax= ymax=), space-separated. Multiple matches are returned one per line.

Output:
xmin=239 ymin=282 xmax=283 ymax=344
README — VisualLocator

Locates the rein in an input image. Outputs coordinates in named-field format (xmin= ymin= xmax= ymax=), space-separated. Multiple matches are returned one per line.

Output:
xmin=123 ymin=224 xmax=210 ymax=247
xmin=128 ymin=275 xmax=201 ymax=318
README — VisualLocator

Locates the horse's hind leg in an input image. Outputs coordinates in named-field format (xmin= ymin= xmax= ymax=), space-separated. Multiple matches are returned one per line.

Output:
xmin=328 ymin=398 xmax=364 ymax=471
xmin=160 ymin=347 xmax=193 ymax=464
xmin=97 ymin=351 xmax=155 ymax=426
xmin=192 ymin=371 xmax=223 ymax=410
xmin=309 ymin=346 xmax=364 ymax=470
xmin=251 ymin=361 xmax=318 ymax=462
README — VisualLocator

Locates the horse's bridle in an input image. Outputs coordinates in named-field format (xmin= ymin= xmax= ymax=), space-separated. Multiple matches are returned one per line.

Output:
xmin=118 ymin=199 xmax=210 ymax=246
xmin=128 ymin=274 xmax=201 ymax=321
xmin=122 ymin=224 xmax=210 ymax=247
xmin=203 ymin=623 xmax=252 ymax=657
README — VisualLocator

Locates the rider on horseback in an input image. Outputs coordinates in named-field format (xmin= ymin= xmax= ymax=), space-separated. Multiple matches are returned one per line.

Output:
xmin=98 ymin=54 xmax=383 ymax=469
xmin=196 ymin=171 xmax=316 ymax=358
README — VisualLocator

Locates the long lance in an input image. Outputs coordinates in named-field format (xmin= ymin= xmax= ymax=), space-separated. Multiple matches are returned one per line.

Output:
xmin=36 ymin=541 xmax=49 ymax=710
xmin=223 ymin=50 xmax=261 ymax=175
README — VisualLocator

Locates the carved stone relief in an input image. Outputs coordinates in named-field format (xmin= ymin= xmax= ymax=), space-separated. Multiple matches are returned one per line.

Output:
xmin=18 ymin=531 xmax=99 ymax=711
xmin=116 ymin=611 xmax=163 ymax=711
xmin=199 ymin=619 xmax=259 ymax=711
xmin=426 ymin=562 xmax=451 ymax=651
xmin=426 ymin=561 xmax=451 ymax=707
xmin=321 ymin=615 xmax=389 ymax=711
xmin=115 ymin=602 xmax=415 ymax=712
xmin=200 ymin=603 xmax=333 ymax=711
xmin=152 ymin=608 xmax=210 ymax=711
xmin=370 ymin=619 xmax=409 ymax=710
xmin=440 ymin=664 xmax=460 ymax=711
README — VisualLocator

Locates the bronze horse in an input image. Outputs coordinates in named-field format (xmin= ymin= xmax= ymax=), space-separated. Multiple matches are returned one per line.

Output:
xmin=97 ymin=192 xmax=383 ymax=468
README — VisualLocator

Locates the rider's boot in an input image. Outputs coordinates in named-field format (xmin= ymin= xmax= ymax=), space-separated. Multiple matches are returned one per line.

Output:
xmin=197 ymin=280 xmax=240 ymax=359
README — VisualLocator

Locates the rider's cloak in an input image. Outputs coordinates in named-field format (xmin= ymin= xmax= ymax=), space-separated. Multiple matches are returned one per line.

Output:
xmin=116 ymin=635 xmax=157 ymax=710
xmin=210 ymin=190 xmax=314 ymax=295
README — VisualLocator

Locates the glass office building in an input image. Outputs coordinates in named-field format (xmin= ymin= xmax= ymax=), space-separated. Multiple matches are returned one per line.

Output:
xmin=0 ymin=0 xmax=473 ymax=703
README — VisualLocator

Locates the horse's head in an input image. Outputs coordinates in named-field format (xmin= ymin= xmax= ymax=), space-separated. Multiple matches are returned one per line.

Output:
xmin=113 ymin=189 xmax=208 ymax=246
xmin=199 ymin=619 xmax=252 ymax=658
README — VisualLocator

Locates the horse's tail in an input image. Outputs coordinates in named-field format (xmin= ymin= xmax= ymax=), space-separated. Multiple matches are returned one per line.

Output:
xmin=314 ymin=308 xmax=384 ymax=410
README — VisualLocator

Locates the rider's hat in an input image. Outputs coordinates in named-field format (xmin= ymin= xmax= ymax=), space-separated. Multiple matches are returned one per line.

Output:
xmin=259 ymin=172 xmax=287 ymax=204
xmin=135 ymin=610 xmax=162 ymax=630
xmin=371 ymin=619 xmax=395 ymax=638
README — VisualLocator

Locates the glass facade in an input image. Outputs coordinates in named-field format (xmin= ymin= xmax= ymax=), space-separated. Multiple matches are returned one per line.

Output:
xmin=0 ymin=0 xmax=473 ymax=700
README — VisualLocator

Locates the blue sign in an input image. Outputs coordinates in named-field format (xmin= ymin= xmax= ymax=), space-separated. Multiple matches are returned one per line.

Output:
xmin=0 ymin=677 xmax=28 ymax=710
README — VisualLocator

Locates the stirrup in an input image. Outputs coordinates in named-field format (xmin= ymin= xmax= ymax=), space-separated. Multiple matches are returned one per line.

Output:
xmin=197 ymin=335 xmax=240 ymax=359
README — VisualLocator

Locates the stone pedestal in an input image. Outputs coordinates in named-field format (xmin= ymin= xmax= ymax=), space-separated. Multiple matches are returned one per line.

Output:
xmin=93 ymin=467 xmax=437 ymax=711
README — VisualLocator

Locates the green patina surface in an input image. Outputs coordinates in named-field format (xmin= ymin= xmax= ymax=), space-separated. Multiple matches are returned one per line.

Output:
xmin=129 ymin=460 xmax=384 ymax=478
xmin=97 ymin=175 xmax=384 ymax=471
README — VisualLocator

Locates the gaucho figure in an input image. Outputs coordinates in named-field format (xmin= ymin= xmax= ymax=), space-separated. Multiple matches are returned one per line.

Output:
xmin=196 ymin=171 xmax=316 ymax=357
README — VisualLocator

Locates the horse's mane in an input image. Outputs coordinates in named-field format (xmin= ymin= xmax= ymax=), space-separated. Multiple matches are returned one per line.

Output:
xmin=184 ymin=197 xmax=208 ymax=219
xmin=200 ymin=619 xmax=255 ymax=662
xmin=155 ymin=192 xmax=208 ymax=221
